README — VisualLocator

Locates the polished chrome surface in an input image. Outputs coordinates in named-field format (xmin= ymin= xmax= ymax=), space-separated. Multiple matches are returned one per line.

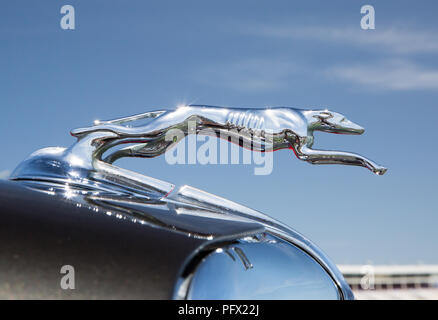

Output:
xmin=11 ymin=104 xmax=387 ymax=204
xmin=68 ymin=104 xmax=386 ymax=174
xmin=183 ymin=233 xmax=340 ymax=300
xmin=9 ymin=104 xmax=381 ymax=300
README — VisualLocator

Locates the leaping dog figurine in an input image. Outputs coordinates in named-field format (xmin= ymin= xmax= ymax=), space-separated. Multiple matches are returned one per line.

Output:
xmin=72 ymin=105 xmax=387 ymax=175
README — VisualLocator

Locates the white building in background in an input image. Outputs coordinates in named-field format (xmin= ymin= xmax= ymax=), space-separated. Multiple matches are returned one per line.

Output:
xmin=338 ymin=265 xmax=438 ymax=300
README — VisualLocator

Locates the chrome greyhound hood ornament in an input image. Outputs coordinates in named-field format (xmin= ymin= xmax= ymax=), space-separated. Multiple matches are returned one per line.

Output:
xmin=11 ymin=105 xmax=387 ymax=193
xmin=9 ymin=104 xmax=385 ymax=301
xmin=69 ymin=104 xmax=386 ymax=175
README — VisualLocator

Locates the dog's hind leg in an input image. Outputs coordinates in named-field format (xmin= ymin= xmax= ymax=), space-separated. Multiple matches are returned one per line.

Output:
xmin=294 ymin=146 xmax=387 ymax=175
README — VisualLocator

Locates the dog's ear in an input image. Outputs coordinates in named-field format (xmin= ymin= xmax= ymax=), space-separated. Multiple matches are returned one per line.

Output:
xmin=314 ymin=111 xmax=333 ymax=120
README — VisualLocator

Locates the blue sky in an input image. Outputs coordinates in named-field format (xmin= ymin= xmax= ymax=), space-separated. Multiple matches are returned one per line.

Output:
xmin=1 ymin=1 xmax=437 ymax=264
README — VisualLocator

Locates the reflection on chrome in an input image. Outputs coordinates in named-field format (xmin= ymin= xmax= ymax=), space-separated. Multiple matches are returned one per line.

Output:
xmin=182 ymin=234 xmax=340 ymax=300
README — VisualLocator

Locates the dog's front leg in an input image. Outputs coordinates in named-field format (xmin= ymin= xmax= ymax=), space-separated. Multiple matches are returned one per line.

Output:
xmin=294 ymin=145 xmax=387 ymax=175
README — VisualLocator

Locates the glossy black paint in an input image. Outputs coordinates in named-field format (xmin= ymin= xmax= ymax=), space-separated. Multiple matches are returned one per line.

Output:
xmin=0 ymin=180 xmax=261 ymax=299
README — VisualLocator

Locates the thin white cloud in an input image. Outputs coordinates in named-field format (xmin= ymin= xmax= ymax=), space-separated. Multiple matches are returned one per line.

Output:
xmin=327 ymin=60 xmax=438 ymax=90
xmin=0 ymin=170 xmax=10 ymax=180
xmin=196 ymin=58 xmax=301 ymax=92
xmin=198 ymin=23 xmax=438 ymax=92
xmin=197 ymin=58 xmax=438 ymax=92
xmin=244 ymin=25 xmax=438 ymax=54
xmin=235 ymin=24 xmax=438 ymax=91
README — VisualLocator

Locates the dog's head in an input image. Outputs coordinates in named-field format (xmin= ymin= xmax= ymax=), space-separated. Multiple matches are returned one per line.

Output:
xmin=305 ymin=110 xmax=365 ymax=135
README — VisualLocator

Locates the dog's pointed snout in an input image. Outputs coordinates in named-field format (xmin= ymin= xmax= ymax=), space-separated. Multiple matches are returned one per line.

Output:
xmin=349 ymin=121 xmax=365 ymax=134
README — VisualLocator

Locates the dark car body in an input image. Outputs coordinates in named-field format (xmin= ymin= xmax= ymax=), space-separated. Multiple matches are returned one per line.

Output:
xmin=0 ymin=177 xmax=353 ymax=299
